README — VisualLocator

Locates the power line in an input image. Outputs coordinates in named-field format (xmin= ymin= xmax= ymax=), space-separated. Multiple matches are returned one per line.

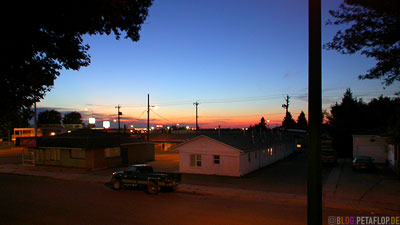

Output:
xmin=150 ymin=108 xmax=176 ymax=124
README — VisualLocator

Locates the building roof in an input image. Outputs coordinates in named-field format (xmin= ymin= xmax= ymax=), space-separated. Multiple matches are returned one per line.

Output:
xmin=38 ymin=129 xmax=143 ymax=149
xmin=170 ymin=132 xmax=289 ymax=153
xmin=149 ymin=133 xmax=198 ymax=142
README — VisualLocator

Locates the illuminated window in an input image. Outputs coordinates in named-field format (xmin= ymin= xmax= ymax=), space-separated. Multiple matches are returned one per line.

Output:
xmin=214 ymin=155 xmax=220 ymax=164
xmin=190 ymin=154 xmax=202 ymax=167
xmin=267 ymin=148 xmax=273 ymax=156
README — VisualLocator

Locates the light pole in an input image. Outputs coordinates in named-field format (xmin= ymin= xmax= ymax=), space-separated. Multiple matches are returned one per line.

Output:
xmin=146 ymin=94 xmax=158 ymax=142
xmin=85 ymin=108 xmax=95 ymax=127
xmin=85 ymin=108 xmax=93 ymax=117
xmin=115 ymin=105 xmax=122 ymax=133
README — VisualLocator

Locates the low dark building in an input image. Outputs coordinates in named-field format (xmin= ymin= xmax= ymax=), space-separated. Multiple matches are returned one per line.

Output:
xmin=24 ymin=130 xmax=154 ymax=170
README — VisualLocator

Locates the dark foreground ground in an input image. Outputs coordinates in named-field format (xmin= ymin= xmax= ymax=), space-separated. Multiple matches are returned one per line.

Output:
xmin=0 ymin=174 xmax=382 ymax=225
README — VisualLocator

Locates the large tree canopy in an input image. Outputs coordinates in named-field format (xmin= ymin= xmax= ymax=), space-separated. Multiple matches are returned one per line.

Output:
xmin=63 ymin=112 xmax=83 ymax=125
xmin=296 ymin=111 xmax=308 ymax=131
xmin=0 ymin=0 xmax=152 ymax=139
xmin=327 ymin=88 xmax=400 ymax=155
xmin=38 ymin=110 xmax=62 ymax=125
xmin=282 ymin=112 xmax=297 ymax=129
xmin=325 ymin=0 xmax=400 ymax=86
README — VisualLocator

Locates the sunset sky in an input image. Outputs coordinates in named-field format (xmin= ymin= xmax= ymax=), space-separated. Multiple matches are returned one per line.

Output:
xmin=37 ymin=0 xmax=398 ymax=128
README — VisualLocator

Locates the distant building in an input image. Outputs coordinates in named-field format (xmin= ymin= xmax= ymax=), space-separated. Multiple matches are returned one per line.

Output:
xmin=12 ymin=128 xmax=42 ymax=143
xmin=171 ymin=133 xmax=296 ymax=177
xmin=21 ymin=130 xmax=154 ymax=170
xmin=150 ymin=133 xmax=197 ymax=152
xmin=38 ymin=124 xmax=83 ymax=136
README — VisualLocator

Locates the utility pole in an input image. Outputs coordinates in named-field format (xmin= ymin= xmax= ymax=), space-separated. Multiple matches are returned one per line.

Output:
xmin=193 ymin=101 xmax=199 ymax=133
xmin=115 ymin=105 xmax=122 ymax=133
xmin=308 ymin=0 xmax=322 ymax=224
xmin=282 ymin=94 xmax=290 ymax=115
xmin=147 ymin=94 xmax=150 ymax=142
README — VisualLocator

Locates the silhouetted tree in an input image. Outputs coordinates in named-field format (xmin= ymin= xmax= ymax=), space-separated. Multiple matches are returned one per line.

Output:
xmin=63 ymin=112 xmax=83 ymax=124
xmin=38 ymin=110 xmax=62 ymax=124
xmin=253 ymin=117 xmax=268 ymax=133
xmin=325 ymin=0 xmax=400 ymax=87
xmin=0 ymin=108 xmax=32 ymax=141
xmin=0 ymin=0 xmax=153 ymax=139
xmin=296 ymin=111 xmax=308 ymax=131
xmin=282 ymin=112 xmax=297 ymax=129
xmin=328 ymin=89 xmax=368 ymax=156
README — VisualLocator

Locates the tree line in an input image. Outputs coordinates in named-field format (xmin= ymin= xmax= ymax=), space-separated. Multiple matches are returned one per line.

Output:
xmin=326 ymin=89 xmax=400 ymax=157
xmin=38 ymin=110 xmax=83 ymax=125
xmin=249 ymin=111 xmax=308 ymax=133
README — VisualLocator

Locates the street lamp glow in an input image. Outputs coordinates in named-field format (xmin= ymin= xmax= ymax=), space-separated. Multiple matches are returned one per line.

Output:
xmin=89 ymin=117 xmax=96 ymax=124
xmin=186 ymin=126 xmax=190 ymax=130
xmin=103 ymin=121 xmax=110 ymax=129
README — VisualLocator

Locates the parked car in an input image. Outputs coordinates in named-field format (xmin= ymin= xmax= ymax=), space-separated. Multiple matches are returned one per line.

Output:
xmin=352 ymin=156 xmax=375 ymax=172
xmin=111 ymin=164 xmax=181 ymax=194
xmin=321 ymin=149 xmax=337 ymax=165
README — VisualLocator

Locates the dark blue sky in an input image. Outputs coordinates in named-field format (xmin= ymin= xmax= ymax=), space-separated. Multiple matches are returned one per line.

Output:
xmin=37 ymin=0 xmax=398 ymax=128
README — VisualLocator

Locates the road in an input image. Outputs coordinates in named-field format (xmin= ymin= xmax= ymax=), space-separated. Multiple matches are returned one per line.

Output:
xmin=0 ymin=174 xmax=376 ymax=225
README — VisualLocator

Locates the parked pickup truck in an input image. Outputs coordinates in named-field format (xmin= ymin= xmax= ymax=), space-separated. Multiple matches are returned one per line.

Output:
xmin=111 ymin=164 xmax=181 ymax=194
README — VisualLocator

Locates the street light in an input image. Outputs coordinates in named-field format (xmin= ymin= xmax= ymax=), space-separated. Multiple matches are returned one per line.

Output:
xmin=85 ymin=108 xmax=95 ymax=128
xmin=147 ymin=94 xmax=159 ymax=142
xmin=85 ymin=108 xmax=94 ymax=117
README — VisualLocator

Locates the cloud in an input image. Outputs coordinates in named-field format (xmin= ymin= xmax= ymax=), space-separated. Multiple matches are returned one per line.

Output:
xmin=283 ymin=72 xmax=294 ymax=79
xmin=283 ymin=70 xmax=303 ymax=79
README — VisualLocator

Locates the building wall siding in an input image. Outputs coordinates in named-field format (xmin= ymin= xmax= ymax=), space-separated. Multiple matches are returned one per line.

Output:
xmin=178 ymin=136 xmax=295 ymax=177
xmin=353 ymin=135 xmax=387 ymax=163
xmin=178 ymin=137 xmax=241 ymax=177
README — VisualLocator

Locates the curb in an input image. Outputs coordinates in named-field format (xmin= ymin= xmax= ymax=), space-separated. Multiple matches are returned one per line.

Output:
xmin=176 ymin=184 xmax=307 ymax=204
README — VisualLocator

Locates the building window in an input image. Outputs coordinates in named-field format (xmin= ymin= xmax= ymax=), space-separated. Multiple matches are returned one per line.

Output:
xmin=104 ymin=147 xmax=120 ymax=158
xmin=44 ymin=148 xmax=60 ymax=161
xmin=214 ymin=155 xmax=220 ymax=164
xmin=190 ymin=154 xmax=202 ymax=167
xmin=70 ymin=149 xmax=85 ymax=159
xmin=267 ymin=148 xmax=273 ymax=156
xmin=248 ymin=153 xmax=251 ymax=162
